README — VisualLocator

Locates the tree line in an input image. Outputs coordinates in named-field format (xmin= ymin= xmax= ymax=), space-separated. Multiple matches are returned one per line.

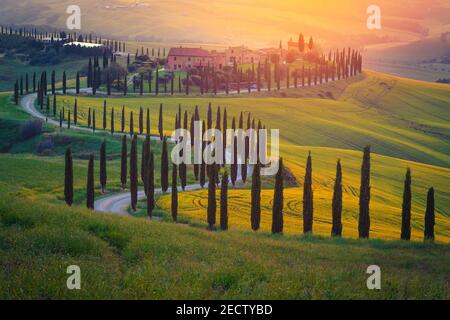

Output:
xmin=64 ymin=138 xmax=436 ymax=242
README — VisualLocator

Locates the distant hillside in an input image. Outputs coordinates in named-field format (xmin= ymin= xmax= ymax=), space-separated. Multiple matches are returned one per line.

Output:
xmin=363 ymin=34 xmax=450 ymax=82
xmin=0 ymin=0 xmax=449 ymax=48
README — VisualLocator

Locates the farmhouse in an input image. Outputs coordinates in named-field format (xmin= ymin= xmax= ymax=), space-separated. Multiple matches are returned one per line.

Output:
xmin=224 ymin=46 xmax=267 ymax=66
xmin=166 ymin=47 xmax=225 ymax=71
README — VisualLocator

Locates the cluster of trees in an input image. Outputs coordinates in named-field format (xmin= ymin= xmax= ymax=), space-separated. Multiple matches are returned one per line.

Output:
xmin=1 ymin=25 xmax=127 ymax=53
xmin=64 ymin=142 xmax=437 ymax=242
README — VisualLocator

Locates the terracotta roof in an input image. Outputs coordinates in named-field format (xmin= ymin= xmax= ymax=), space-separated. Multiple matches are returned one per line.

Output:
xmin=168 ymin=47 xmax=212 ymax=57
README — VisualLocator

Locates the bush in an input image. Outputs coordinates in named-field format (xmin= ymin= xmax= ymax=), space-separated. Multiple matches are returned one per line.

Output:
xmin=37 ymin=138 xmax=54 ymax=154
xmin=20 ymin=120 xmax=43 ymax=140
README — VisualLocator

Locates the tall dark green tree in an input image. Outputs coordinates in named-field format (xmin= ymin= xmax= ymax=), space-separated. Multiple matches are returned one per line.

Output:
xmin=158 ymin=103 xmax=163 ymax=140
xmin=424 ymin=187 xmax=435 ymax=241
xmin=220 ymin=170 xmax=228 ymax=230
xmin=171 ymin=163 xmax=178 ymax=222
xmin=207 ymin=164 xmax=217 ymax=230
xmin=86 ymin=154 xmax=95 ymax=210
xmin=62 ymin=71 xmax=67 ymax=94
xmin=303 ymin=152 xmax=314 ymax=234
xmin=51 ymin=70 xmax=55 ymax=94
xmin=141 ymin=135 xmax=150 ymax=195
xmin=120 ymin=135 xmax=127 ymax=190
xmin=92 ymin=109 xmax=96 ymax=132
xmin=64 ymin=148 xmax=74 ymax=206
xmin=358 ymin=146 xmax=371 ymax=239
xmin=251 ymin=163 xmax=261 ymax=231
xmin=146 ymin=151 xmax=155 ymax=218
xmin=272 ymin=158 xmax=284 ymax=234
xmin=401 ymin=168 xmax=412 ymax=240
xmin=73 ymin=99 xmax=78 ymax=125
xmin=331 ymin=159 xmax=343 ymax=237
xmin=161 ymin=137 xmax=169 ymax=192
xmin=129 ymin=111 xmax=134 ymax=136
xmin=121 ymin=106 xmax=125 ymax=133
xmin=100 ymin=141 xmax=107 ymax=193
xmin=139 ymin=107 xmax=143 ymax=135
xmin=103 ymin=100 xmax=107 ymax=130
xmin=200 ymin=120 xmax=206 ymax=188
xmin=67 ymin=110 xmax=71 ymax=129
xmin=111 ymin=107 xmax=115 ymax=134
xmin=130 ymin=134 xmax=138 ymax=211
xmin=76 ymin=72 xmax=80 ymax=94
xmin=146 ymin=108 xmax=150 ymax=136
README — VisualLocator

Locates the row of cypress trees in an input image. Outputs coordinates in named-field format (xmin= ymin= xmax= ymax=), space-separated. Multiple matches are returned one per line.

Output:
xmin=197 ymin=147 xmax=436 ymax=241
xmin=64 ymin=142 xmax=436 ymax=241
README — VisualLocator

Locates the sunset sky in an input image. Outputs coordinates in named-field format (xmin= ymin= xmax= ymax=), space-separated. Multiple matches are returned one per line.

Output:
xmin=0 ymin=0 xmax=448 ymax=48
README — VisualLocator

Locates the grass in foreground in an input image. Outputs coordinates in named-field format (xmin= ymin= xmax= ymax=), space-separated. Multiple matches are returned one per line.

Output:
xmin=0 ymin=197 xmax=448 ymax=299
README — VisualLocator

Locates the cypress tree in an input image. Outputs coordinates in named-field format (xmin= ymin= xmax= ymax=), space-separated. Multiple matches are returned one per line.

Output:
xmin=200 ymin=120 xmax=206 ymax=188
xmin=230 ymin=117 xmax=237 ymax=185
xmin=146 ymin=151 xmax=155 ymax=218
xmin=171 ymin=163 xmax=178 ymax=222
xmin=251 ymin=163 xmax=261 ymax=231
xmin=141 ymin=135 xmax=150 ymax=195
xmin=161 ymin=137 xmax=169 ymax=192
xmin=64 ymin=148 xmax=74 ymax=206
xmin=103 ymin=100 xmax=107 ymax=130
xmin=62 ymin=71 xmax=66 ymax=94
xmin=401 ymin=168 xmax=412 ymax=240
xmin=220 ymin=170 xmax=229 ymax=230
xmin=67 ymin=110 xmax=71 ymax=129
xmin=424 ymin=187 xmax=435 ymax=241
xmin=130 ymin=134 xmax=138 ymax=211
xmin=129 ymin=111 xmax=134 ymax=136
xmin=120 ymin=135 xmax=127 ymax=190
xmin=86 ymin=154 xmax=95 ymax=210
xmin=100 ymin=141 xmax=107 ymax=193
xmin=121 ymin=106 xmax=125 ymax=133
xmin=303 ymin=151 xmax=314 ymax=234
xmin=111 ymin=107 xmax=115 ymax=134
xmin=207 ymin=164 xmax=216 ymax=230
xmin=139 ymin=107 xmax=143 ymax=134
xmin=272 ymin=158 xmax=284 ymax=234
xmin=51 ymin=70 xmax=55 ymax=94
xmin=222 ymin=107 xmax=227 ymax=166
xmin=358 ymin=146 xmax=371 ymax=239
xmin=331 ymin=159 xmax=343 ymax=237
xmin=88 ymin=58 xmax=92 ymax=87
xmin=74 ymin=99 xmax=78 ymax=125
xmin=88 ymin=107 xmax=91 ymax=127
xmin=59 ymin=110 xmax=62 ymax=128
xmin=146 ymin=108 xmax=150 ymax=136
xmin=76 ymin=72 xmax=80 ymax=94
xmin=92 ymin=109 xmax=96 ymax=132
xmin=158 ymin=103 xmax=163 ymax=140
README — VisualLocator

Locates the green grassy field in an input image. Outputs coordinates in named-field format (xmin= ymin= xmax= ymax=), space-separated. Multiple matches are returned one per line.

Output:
xmin=0 ymin=196 xmax=448 ymax=299
xmin=0 ymin=68 xmax=449 ymax=299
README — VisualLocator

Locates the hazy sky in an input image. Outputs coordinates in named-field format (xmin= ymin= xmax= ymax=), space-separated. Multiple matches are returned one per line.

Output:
xmin=0 ymin=0 xmax=448 ymax=47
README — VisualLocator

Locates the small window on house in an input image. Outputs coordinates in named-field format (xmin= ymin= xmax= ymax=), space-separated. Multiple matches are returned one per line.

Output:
xmin=174 ymin=57 xmax=177 ymax=61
